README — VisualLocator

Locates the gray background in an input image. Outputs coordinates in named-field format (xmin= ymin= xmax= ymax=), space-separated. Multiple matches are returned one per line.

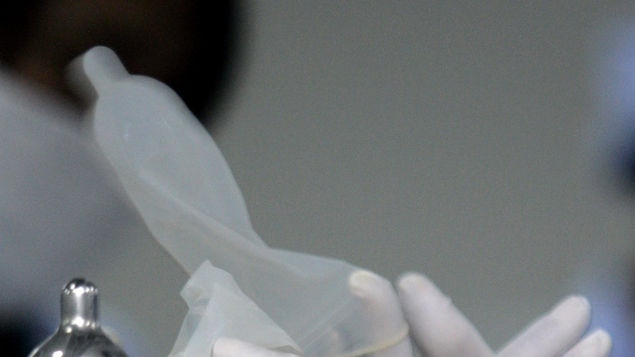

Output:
xmin=91 ymin=1 xmax=635 ymax=354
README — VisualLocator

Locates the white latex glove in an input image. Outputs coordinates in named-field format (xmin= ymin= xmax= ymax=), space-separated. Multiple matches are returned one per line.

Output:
xmin=211 ymin=269 xmax=411 ymax=357
xmin=72 ymin=46 xmax=611 ymax=357
xmin=212 ymin=270 xmax=612 ymax=357
xmin=397 ymin=272 xmax=612 ymax=357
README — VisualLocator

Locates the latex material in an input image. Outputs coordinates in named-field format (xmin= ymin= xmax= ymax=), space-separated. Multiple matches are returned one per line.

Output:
xmin=213 ymin=338 xmax=300 ymax=357
xmin=210 ymin=271 xmax=612 ymax=357
xmin=397 ymin=273 xmax=612 ymax=357
xmin=72 ymin=46 xmax=408 ymax=356
xmin=169 ymin=262 xmax=300 ymax=356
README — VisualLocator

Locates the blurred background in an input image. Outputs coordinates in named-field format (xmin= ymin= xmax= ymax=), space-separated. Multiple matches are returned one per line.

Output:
xmin=3 ymin=1 xmax=635 ymax=355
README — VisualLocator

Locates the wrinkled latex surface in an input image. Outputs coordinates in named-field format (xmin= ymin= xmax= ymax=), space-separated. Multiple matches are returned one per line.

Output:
xmin=208 ymin=272 xmax=612 ymax=357
xmin=170 ymin=262 xmax=300 ymax=356
xmin=75 ymin=46 xmax=407 ymax=356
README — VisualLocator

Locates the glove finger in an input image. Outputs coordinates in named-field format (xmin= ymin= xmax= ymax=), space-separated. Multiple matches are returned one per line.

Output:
xmin=212 ymin=337 xmax=300 ymax=357
xmin=397 ymin=273 xmax=493 ymax=357
xmin=562 ymin=330 xmax=612 ymax=357
xmin=497 ymin=296 xmax=591 ymax=357
xmin=348 ymin=270 xmax=413 ymax=357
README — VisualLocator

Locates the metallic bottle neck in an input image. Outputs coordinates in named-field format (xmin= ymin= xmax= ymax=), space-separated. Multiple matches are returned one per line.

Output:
xmin=60 ymin=278 xmax=99 ymax=331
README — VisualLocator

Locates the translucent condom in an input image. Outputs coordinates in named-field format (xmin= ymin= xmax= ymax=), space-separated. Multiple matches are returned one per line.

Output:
xmin=71 ymin=47 xmax=408 ymax=356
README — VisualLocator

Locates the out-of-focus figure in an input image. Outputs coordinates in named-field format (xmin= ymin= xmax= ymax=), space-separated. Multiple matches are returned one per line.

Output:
xmin=0 ymin=1 xmax=243 ymax=354
xmin=586 ymin=9 xmax=635 ymax=357
xmin=0 ymin=0 xmax=243 ymax=121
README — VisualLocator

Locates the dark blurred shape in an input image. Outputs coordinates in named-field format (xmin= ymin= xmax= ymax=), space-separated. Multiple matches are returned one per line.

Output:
xmin=0 ymin=325 xmax=32 ymax=355
xmin=619 ymin=140 xmax=635 ymax=194
xmin=0 ymin=0 xmax=244 ymax=124
xmin=0 ymin=314 xmax=47 ymax=355
xmin=0 ymin=1 xmax=245 ymax=354
xmin=604 ymin=123 xmax=635 ymax=196
xmin=175 ymin=1 xmax=245 ymax=126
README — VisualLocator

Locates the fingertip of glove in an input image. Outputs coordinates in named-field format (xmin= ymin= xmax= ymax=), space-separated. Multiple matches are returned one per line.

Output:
xmin=588 ymin=329 xmax=612 ymax=354
xmin=563 ymin=329 xmax=612 ymax=357
xmin=553 ymin=295 xmax=591 ymax=319
xmin=571 ymin=295 xmax=591 ymax=309
xmin=396 ymin=272 xmax=429 ymax=295
xmin=348 ymin=269 xmax=391 ymax=297
xmin=569 ymin=295 xmax=591 ymax=310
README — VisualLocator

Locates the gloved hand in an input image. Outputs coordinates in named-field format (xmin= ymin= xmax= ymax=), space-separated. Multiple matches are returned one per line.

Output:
xmin=396 ymin=272 xmax=612 ymax=357
xmin=212 ymin=271 xmax=612 ymax=357
xmin=72 ymin=46 xmax=610 ymax=357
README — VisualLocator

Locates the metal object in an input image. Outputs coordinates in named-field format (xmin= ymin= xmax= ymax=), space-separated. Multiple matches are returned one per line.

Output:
xmin=29 ymin=278 xmax=128 ymax=357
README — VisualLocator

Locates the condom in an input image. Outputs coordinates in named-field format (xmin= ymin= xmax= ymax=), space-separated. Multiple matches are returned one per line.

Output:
xmin=71 ymin=46 xmax=407 ymax=356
